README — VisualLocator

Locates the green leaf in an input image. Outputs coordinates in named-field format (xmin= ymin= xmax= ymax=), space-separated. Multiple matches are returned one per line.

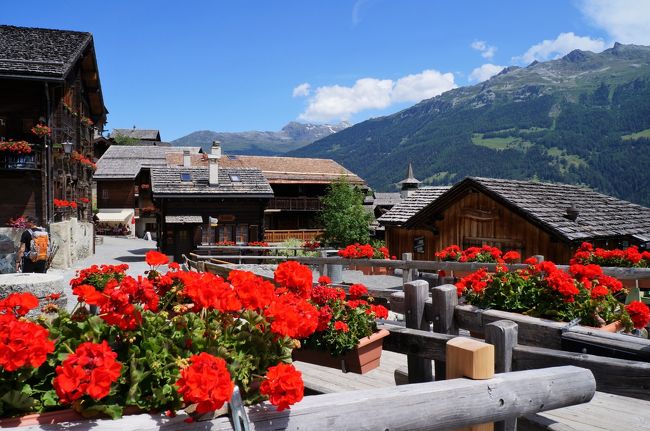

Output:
xmin=1 ymin=390 xmax=34 ymax=411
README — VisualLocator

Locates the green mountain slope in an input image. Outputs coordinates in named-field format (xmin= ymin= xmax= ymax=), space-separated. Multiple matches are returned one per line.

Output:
xmin=290 ymin=43 xmax=650 ymax=206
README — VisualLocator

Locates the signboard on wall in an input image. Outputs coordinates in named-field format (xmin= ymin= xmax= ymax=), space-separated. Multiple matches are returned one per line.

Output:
xmin=219 ymin=214 xmax=236 ymax=222
xmin=209 ymin=217 xmax=219 ymax=227
xmin=413 ymin=236 xmax=425 ymax=254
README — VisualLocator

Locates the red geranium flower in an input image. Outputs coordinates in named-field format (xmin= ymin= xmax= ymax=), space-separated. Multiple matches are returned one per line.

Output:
xmin=264 ymin=293 xmax=318 ymax=339
xmin=229 ymin=270 xmax=275 ymax=311
xmin=274 ymin=261 xmax=313 ymax=299
xmin=348 ymin=283 xmax=368 ymax=299
xmin=626 ymin=301 xmax=650 ymax=329
xmin=145 ymin=250 xmax=169 ymax=267
xmin=317 ymin=275 xmax=331 ymax=285
xmin=0 ymin=314 xmax=54 ymax=372
xmin=53 ymin=341 xmax=122 ymax=403
xmin=176 ymin=352 xmax=234 ymax=414
xmin=0 ymin=292 xmax=39 ymax=316
xmin=260 ymin=363 xmax=304 ymax=411
xmin=334 ymin=321 xmax=349 ymax=332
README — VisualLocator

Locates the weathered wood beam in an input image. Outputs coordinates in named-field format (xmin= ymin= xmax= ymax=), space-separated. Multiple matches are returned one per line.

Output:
xmin=512 ymin=344 xmax=650 ymax=400
xmin=23 ymin=367 xmax=594 ymax=431
xmin=405 ymin=280 xmax=433 ymax=382
xmin=378 ymin=323 xmax=451 ymax=361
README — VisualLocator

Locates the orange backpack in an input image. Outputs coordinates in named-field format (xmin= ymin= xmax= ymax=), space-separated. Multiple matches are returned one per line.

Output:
xmin=28 ymin=229 xmax=50 ymax=262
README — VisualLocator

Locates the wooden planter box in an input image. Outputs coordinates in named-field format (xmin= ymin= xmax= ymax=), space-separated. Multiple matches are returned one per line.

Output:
xmin=292 ymin=329 xmax=390 ymax=374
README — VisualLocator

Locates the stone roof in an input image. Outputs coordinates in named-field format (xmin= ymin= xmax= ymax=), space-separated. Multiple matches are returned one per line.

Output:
xmin=111 ymin=129 xmax=161 ymax=141
xmin=219 ymin=155 xmax=366 ymax=185
xmin=373 ymin=192 xmax=402 ymax=207
xmin=0 ymin=25 xmax=92 ymax=79
xmin=94 ymin=145 xmax=201 ymax=179
xmin=150 ymin=167 xmax=273 ymax=197
xmin=406 ymin=177 xmax=650 ymax=242
xmin=165 ymin=215 xmax=204 ymax=224
xmin=377 ymin=187 xmax=451 ymax=226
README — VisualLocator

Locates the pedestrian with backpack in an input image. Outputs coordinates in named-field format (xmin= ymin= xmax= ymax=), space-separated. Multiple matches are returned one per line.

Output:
xmin=16 ymin=218 xmax=49 ymax=273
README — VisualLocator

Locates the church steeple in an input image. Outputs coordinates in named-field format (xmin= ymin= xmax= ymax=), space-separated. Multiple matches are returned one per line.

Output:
xmin=398 ymin=162 xmax=421 ymax=198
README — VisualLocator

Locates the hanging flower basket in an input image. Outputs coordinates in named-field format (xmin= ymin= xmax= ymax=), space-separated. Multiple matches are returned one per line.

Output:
xmin=292 ymin=329 xmax=390 ymax=374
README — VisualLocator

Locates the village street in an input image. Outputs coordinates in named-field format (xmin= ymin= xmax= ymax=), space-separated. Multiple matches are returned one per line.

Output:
xmin=48 ymin=236 xmax=156 ymax=311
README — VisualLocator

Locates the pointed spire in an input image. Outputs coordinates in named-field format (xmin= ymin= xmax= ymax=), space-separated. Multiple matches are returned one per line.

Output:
xmin=398 ymin=162 xmax=421 ymax=199
xmin=406 ymin=162 xmax=415 ymax=180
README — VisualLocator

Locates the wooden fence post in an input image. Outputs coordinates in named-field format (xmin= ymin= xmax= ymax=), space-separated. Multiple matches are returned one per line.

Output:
xmin=318 ymin=250 xmax=328 ymax=278
xmin=485 ymin=320 xmax=519 ymax=431
xmin=404 ymin=280 xmax=433 ymax=383
xmin=431 ymin=284 xmax=459 ymax=380
xmin=446 ymin=337 xmax=495 ymax=431
xmin=402 ymin=252 xmax=413 ymax=284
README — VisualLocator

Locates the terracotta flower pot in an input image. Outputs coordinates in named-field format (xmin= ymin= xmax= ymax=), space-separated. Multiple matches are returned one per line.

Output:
xmin=0 ymin=406 xmax=144 ymax=428
xmin=600 ymin=320 xmax=624 ymax=333
xmin=292 ymin=329 xmax=390 ymax=374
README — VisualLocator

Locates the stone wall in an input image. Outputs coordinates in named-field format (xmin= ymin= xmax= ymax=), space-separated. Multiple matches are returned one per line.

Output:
xmin=50 ymin=218 xmax=94 ymax=269
xmin=0 ymin=218 xmax=94 ymax=273
xmin=0 ymin=228 xmax=22 ymax=274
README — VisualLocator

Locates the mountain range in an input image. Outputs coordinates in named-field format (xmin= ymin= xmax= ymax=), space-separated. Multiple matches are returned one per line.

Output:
xmin=172 ymin=121 xmax=349 ymax=155
xmin=290 ymin=43 xmax=650 ymax=206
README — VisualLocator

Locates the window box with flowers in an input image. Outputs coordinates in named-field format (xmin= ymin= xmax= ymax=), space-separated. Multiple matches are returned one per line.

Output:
xmin=337 ymin=243 xmax=392 ymax=275
xmin=455 ymin=255 xmax=650 ymax=341
xmin=0 ymin=257 xmax=341 ymax=424
xmin=284 ymin=266 xmax=391 ymax=374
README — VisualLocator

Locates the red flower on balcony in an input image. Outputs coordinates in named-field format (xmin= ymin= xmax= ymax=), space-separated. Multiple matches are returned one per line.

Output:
xmin=0 ymin=140 xmax=32 ymax=155
xmin=31 ymin=124 xmax=51 ymax=137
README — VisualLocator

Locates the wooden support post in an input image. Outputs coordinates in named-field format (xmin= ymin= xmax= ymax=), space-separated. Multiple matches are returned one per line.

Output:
xmin=402 ymin=252 xmax=413 ymax=284
xmin=404 ymin=280 xmax=433 ymax=383
xmin=447 ymin=337 xmax=495 ymax=431
xmin=485 ymin=320 xmax=519 ymax=431
xmin=431 ymin=284 xmax=459 ymax=380
xmin=318 ymin=250 xmax=327 ymax=278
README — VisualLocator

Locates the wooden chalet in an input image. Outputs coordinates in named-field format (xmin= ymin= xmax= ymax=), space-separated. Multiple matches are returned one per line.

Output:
xmin=94 ymin=145 xmax=201 ymax=237
xmin=220 ymin=154 xmax=366 ymax=242
xmin=379 ymin=177 xmax=650 ymax=263
xmin=151 ymin=143 xmax=273 ymax=261
xmin=0 ymin=25 xmax=107 ymax=225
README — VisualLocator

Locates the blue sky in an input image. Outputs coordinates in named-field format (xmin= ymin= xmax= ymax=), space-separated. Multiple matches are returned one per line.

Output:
xmin=3 ymin=0 xmax=649 ymax=140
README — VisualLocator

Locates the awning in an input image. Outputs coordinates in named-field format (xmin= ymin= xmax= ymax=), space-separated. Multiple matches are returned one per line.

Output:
xmin=165 ymin=215 xmax=203 ymax=224
xmin=95 ymin=209 xmax=132 ymax=223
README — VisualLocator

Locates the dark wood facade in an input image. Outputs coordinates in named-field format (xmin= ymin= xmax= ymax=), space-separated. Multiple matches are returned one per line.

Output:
xmin=157 ymin=198 xmax=268 ymax=261
xmin=264 ymin=183 xmax=327 ymax=230
xmin=96 ymin=180 xmax=136 ymax=209
xmin=0 ymin=26 xmax=106 ymax=226
xmin=387 ymin=191 xmax=572 ymax=263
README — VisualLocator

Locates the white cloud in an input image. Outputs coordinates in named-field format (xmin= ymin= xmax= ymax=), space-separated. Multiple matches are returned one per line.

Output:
xmin=297 ymin=69 xmax=456 ymax=122
xmin=468 ymin=64 xmax=506 ymax=83
xmin=292 ymin=83 xmax=311 ymax=97
xmin=352 ymin=0 xmax=370 ymax=26
xmin=515 ymin=32 xmax=608 ymax=64
xmin=578 ymin=0 xmax=650 ymax=45
xmin=471 ymin=40 xmax=497 ymax=60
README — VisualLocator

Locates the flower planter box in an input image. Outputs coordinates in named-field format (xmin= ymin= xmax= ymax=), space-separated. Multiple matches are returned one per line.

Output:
xmin=292 ymin=329 xmax=390 ymax=374
xmin=0 ymin=406 xmax=145 ymax=428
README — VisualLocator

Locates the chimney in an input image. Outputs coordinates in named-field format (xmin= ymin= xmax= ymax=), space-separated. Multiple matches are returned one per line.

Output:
xmin=183 ymin=149 xmax=191 ymax=168
xmin=208 ymin=141 xmax=222 ymax=186
xmin=564 ymin=205 xmax=579 ymax=221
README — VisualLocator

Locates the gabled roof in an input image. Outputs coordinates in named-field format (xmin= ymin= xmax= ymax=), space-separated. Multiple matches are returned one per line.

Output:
xmin=406 ymin=177 xmax=650 ymax=242
xmin=0 ymin=25 xmax=92 ymax=79
xmin=150 ymin=167 xmax=273 ymax=197
xmin=94 ymin=145 xmax=201 ymax=179
xmin=373 ymin=192 xmax=402 ymax=207
xmin=377 ymin=187 xmax=451 ymax=226
xmin=111 ymin=129 xmax=161 ymax=141
xmin=219 ymin=155 xmax=366 ymax=185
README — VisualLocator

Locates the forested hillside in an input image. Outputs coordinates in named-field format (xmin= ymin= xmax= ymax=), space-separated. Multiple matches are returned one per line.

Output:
xmin=290 ymin=43 xmax=650 ymax=206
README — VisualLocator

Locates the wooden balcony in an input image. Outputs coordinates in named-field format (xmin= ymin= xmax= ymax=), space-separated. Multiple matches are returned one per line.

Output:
xmin=267 ymin=197 xmax=322 ymax=211
xmin=0 ymin=152 xmax=41 ymax=170
xmin=264 ymin=229 xmax=324 ymax=242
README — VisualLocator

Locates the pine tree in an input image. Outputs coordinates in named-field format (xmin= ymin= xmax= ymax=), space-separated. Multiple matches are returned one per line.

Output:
xmin=318 ymin=177 xmax=372 ymax=246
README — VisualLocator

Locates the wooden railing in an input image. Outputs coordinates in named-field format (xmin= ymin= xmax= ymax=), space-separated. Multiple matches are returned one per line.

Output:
xmin=264 ymin=229 xmax=324 ymax=242
xmin=268 ymin=197 xmax=322 ymax=211
xmin=0 ymin=152 xmax=41 ymax=170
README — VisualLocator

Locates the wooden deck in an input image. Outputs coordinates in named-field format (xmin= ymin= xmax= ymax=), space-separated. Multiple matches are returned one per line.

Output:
xmin=294 ymin=351 xmax=650 ymax=431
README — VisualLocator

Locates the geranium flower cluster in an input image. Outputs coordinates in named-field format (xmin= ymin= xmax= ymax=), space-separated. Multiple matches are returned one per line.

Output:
xmin=0 ymin=293 xmax=54 ymax=372
xmin=31 ymin=124 xmax=52 ymax=137
xmin=456 ymin=259 xmax=650 ymax=330
xmin=53 ymin=199 xmax=78 ymax=209
xmin=338 ymin=243 xmax=390 ymax=259
xmin=6 ymin=216 xmax=32 ymax=229
xmin=247 ymin=241 xmax=269 ymax=247
xmin=71 ymin=151 xmax=96 ymax=169
xmin=81 ymin=116 xmax=94 ymax=127
xmin=301 ymin=278 xmax=389 ymax=357
xmin=571 ymin=242 xmax=650 ymax=268
xmin=0 ymin=258 xmax=392 ymax=420
xmin=436 ymin=244 xmax=521 ymax=263
xmin=0 ymin=140 xmax=32 ymax=154
xmin=302 ymin=240 xmax=321 ymax=250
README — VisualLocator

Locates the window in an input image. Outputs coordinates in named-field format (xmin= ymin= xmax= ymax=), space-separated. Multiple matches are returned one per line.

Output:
xmin=227 ymin=155 xmax=238 ymax=160
xmin=229 ymin=174 xmax=241 ymax=182
xmin=180 ymin=172 xmax=192 ymax=182
xmin=236 ymin=224 xmax=249 ymax=243
xmin=218 ymin=225 xmax=233 ymax=243
xmin=102 ymin=189 xmax=109 ymax=199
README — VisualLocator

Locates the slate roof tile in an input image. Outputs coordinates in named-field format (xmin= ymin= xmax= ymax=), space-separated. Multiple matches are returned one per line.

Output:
xmin=377 ymin=187 xmax=451 ymax=225
xmin=151 ymin=167 xmax=273 ymax=197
